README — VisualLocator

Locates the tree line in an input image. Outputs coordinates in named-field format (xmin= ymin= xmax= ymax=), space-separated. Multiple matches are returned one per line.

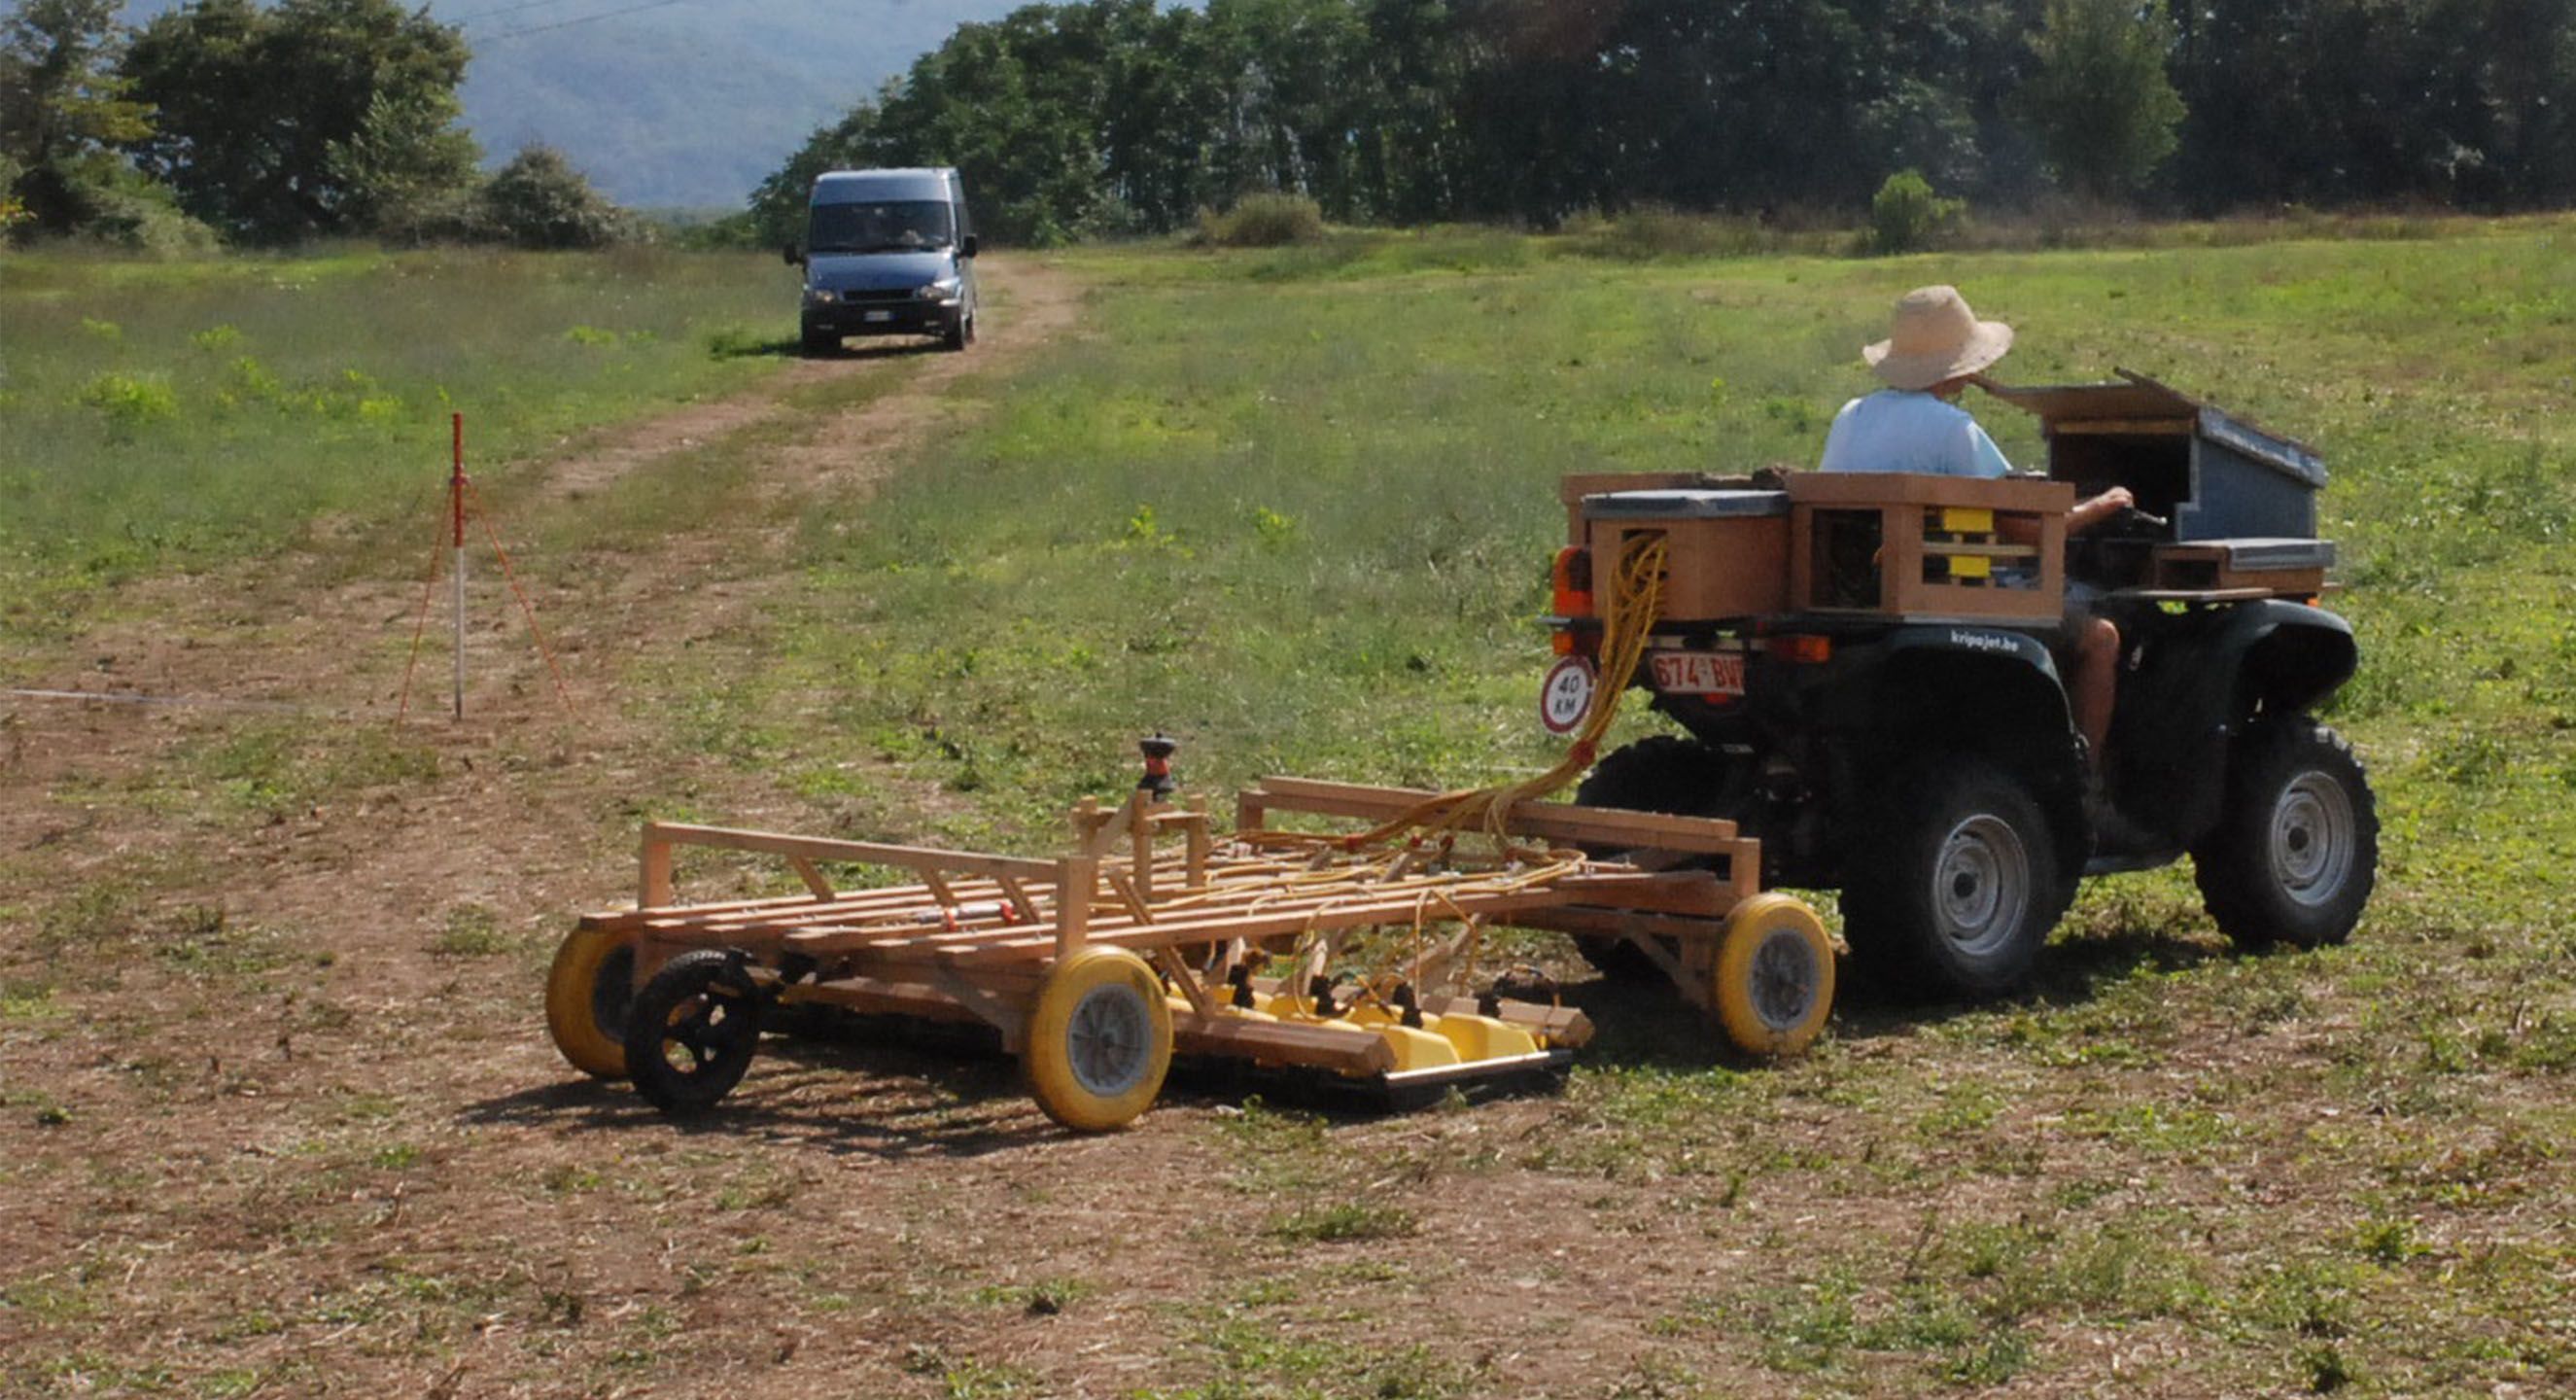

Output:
xmin=751 ymin=0 xmax=2576 ymax=246
xmin=2 ymin=0 xmax=629 ymax=249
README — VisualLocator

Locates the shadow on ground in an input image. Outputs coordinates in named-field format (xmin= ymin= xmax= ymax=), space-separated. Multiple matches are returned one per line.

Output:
xmin=1566 ymin=913 xmax=2248 ymax=1068
xmin=474 ymin=915 xmax=2268 ymax=1152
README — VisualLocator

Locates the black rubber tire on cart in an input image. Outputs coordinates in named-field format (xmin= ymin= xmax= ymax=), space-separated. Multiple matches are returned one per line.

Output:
xmin=1569 ymin=736 xmax=1750 ymax=982
xmin=2191 ymin=717 xmax=2378 ymax=950
xmin=622 ymin=950 xmax=766 ymax=1115
xmin=1839 ymin=753 xmax=2071 ymax=1001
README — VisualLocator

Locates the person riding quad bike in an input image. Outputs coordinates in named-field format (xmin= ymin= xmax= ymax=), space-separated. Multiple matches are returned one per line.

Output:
xmin=1555 ymin=289 xmax=2379 ymax=1000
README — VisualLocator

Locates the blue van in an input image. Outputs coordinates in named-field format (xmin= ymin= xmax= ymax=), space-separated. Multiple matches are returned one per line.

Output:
xmin=786 ymin=167 xmax=977 ymax=356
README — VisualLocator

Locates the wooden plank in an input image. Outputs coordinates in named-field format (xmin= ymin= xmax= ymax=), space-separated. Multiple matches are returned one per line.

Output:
xmin=786 ymin=856 xmax=835 ymax=900
xmin=1919 ymin=542 xmax=2041 ymax=559
xmin=929 ymin=885 xmax=1590 ymax=963
xmin=640 ymin=825 xmax=676 ymax=908
xmin=1787 ymin=472 xmax=2076 ymax=512
xmin=586 ymin=873 xmax=1050 ymax=935
xmin=1253 ymin=776 xmax=1746 ymax=855
xmin=995 ymin=876 xmax=1042 ymax=926
xmin=1170 ymin=1009 xmax=1393 ymax=1075
xmin=783 ymin=976 xmax=983 ymax=1025
xmin=1056 ymin=857 xmax=1095 ymax=958
xmin=2045 ymin=417 xmax=2193 ymax=437
xmin=1184 ymin=800 xmax=1211 ymax=889
xmin=1519 ymin=906 xmax=1734 ymax=942
xmin=1155 ymin=948 xmax=1212 ymax=1017
xmin=1553 ymin=870 xmax=1732 ymax=916
xmin=640 ymin=822 xmax=1059 ymax=882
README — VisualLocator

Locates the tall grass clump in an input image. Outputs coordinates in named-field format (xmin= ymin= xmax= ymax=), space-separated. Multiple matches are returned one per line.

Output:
xmin=1565 ymin=206 xmax=1784 ymax=261
xmin=1196 ymin=192 xmax=1326 ymax=247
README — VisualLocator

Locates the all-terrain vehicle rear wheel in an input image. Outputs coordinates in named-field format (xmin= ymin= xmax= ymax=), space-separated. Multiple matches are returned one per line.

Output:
xmin=1840 ymin=754 xmax=2070 ymax=1000
xmin=1569 ymin=736 xmax=1751 ymax=981
xmin=2192 ymin=717 xmax=2378 ymax=950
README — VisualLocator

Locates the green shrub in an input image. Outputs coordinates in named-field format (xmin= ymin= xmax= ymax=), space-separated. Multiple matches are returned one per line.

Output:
xmin=1196 ymin=192 xmax=1325 ymax=247
xmin=480 ymin=145 xmax=629 ymax=250
xmin=78 ymin=372 xmax=179 ymax=432
xmin=1870 ymin=169 xmax=1966 ymax=255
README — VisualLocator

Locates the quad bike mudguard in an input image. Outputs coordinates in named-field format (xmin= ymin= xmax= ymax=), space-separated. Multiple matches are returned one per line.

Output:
xmin=1817 ymin=623 xmax=2075 ymax=751
xmin=2107 ymin=599 xmax=2358 ymax=849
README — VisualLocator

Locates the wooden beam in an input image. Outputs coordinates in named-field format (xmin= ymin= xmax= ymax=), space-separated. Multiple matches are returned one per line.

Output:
xmin=640 ymin=824 xmax=676 ymax=909
xmin=1056 ymin=856 xmax=1095 ymax=958
xmin=786 ymin=856 xmax=835 ymax=900
xmin=1251 ymin=775 xmax=1748 ymax=855
xmin=1169 ymin=1010 xmax=1392 ymax=1075
xmin=2045 ymin=417 xmax=2193 ymax=437
xmin=640 ymin=822 xmax=1059 ymax=883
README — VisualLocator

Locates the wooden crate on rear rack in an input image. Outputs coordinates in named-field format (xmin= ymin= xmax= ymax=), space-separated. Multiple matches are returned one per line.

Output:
xmin=1786 ymin=472 xmax=2073 ymax=622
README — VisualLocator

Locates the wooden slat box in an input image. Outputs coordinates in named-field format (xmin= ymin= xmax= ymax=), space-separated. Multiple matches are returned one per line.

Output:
xmin=1787 ymin=472 xmax=2073 ymax=622
xmin=2148 ymin=537 xmax=2335 ymax=596
xmin=1581 ymin=488 xmax=1792 ymax=622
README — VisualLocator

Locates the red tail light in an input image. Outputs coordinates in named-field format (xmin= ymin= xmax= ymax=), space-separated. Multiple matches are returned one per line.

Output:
xmin=1769 ymin=634 xmax=1833 ymax=665
xmin=1551 ymin=546 xmax=1594 ymax=617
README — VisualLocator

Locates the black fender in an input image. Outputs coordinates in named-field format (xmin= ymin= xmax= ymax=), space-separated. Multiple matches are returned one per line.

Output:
xmin=1817 ymin=625 xmax=2088 ymax=857
xmin=2109 ymin=600 xmax=2358 ymax=847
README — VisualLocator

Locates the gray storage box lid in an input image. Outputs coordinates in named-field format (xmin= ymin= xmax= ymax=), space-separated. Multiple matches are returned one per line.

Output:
xmin=1583 ymin=489 xmax=1791 ymax=519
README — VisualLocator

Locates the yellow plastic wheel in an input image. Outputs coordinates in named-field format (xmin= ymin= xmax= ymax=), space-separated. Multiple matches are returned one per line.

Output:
xmin=544 ymin=926 xmax=637 ymax=1078
xmin=1713 ymin=893 xmax=1836 ymax=1057
xmin=1023 ymin=948 xmax=1172 ymax=1132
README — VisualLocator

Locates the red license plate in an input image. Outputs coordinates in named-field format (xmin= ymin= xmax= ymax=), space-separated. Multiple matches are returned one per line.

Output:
xmin=1649 ymin=650 xmax=1745 ymax=696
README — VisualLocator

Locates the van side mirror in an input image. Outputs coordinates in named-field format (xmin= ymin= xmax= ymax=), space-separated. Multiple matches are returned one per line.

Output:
xmin=783 ymin=243 xmax=804 ymax=267
xmin=959 ymin=234 xmax=978 ymax=259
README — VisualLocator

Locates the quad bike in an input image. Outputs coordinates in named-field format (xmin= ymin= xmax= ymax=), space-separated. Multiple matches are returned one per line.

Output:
xmin=1542 ymin=370 xmax=2377 ymax=999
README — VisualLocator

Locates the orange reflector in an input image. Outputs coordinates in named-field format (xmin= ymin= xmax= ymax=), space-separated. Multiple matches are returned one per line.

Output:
xmin=1550 ymin=545 xmax=1594 ymax=618
xmin=1550 ymin=630 xmax=1578 ymax=656
xmin=1772 ymin=634 xmax=1832 ymax=664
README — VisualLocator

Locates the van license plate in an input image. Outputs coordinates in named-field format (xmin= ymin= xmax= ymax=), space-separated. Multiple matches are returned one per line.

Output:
xmin=862 ymin=309 xmax=893 ymax=323
xmin=1649 ymin=651 xmax=1744 ymax=696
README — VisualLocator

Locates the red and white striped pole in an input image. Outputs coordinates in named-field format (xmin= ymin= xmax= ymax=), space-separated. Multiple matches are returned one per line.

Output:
xmin=450 ymin=412 xmax=467 ymax=720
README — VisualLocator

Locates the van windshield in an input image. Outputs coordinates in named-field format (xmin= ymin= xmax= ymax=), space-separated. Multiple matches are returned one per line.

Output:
xmin=807 ymin=200 xmax=956 ymax=254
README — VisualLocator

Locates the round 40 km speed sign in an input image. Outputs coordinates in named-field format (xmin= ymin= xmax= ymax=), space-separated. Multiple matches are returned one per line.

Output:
xmin=1539 ymin=656 xmax=1598 ymax=736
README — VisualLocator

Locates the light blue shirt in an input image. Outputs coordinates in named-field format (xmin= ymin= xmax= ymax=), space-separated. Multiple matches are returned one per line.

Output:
xmin=1817 ymin=390 xmax=2013 ymax=478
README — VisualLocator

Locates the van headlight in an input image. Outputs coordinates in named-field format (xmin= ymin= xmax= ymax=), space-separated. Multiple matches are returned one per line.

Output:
xmin=806 ymin=288 xmax=837 ymax=304
xmin=919 ymin=277 xmax=960 ymax=302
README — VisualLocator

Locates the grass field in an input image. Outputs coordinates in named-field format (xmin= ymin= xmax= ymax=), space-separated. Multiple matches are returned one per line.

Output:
xmin=0 ymin=247 xmax=793 ymax=630
xmin=3 ymin=222 xmax=2574 ymax=1397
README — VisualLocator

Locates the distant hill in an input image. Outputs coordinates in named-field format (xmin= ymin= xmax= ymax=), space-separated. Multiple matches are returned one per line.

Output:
xmin=123 ymin=0 xmax=1028 ymax=210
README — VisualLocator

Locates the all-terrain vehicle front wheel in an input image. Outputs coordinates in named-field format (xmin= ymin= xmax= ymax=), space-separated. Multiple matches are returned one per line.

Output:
xmin=1840 ymin=754 xmax=2070 ymax=1000
xmin=2192 ymin=717 xmax=2378 ymax=950
xmin=1569 ymin=736 xmax=1752 ymax=982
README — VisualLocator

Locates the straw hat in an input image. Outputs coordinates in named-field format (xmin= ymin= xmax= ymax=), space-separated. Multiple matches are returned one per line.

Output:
xmin=1863 ymin=285 xmax=2013 ymax=391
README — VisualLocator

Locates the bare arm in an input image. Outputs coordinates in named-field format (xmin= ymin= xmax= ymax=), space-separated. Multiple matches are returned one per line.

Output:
xmin=2068 ymin=485 xmax=2136 ymax=535
xmin=1996 ymin=485 xmax=2136 ymax=544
